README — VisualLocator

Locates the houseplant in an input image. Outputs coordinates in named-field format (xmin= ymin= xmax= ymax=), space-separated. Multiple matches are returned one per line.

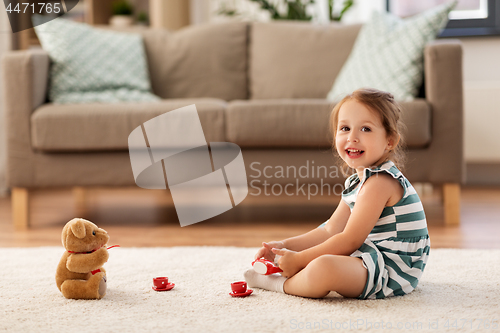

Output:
xmin=217 ymin=0 xmax=354 ymax=22
xmin=136 ymin=11 xmax=149 ymax=26
xmin=110 ymin=0 xmax=134 ymax=27
xmin=328 ymin=0 xmax=353 ymax=21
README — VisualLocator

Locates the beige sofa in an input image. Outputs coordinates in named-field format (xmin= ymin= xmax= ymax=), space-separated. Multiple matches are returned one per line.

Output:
xmin=2 ymin=21 xmax=464 ymax=230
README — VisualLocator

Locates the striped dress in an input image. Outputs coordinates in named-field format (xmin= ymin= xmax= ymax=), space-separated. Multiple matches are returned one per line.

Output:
xmin=340 ymin=160 xmax=430 ymax=299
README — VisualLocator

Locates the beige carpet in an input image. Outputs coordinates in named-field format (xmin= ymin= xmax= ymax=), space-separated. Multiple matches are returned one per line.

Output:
xmin=1 ymin=247 xmax=499 ymax=332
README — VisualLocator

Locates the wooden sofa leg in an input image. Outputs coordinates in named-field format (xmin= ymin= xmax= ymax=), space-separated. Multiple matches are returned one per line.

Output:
xmin=443 ymin=183 xmax=461 ymax=226
xmin=12 ymin=187 xmax=30 ymax=230
xmin=73 ymin=187 xmax=88 ymax=218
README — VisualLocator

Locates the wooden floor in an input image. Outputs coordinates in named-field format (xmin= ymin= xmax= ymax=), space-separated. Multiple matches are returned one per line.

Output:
xmin=1 ymin=186 xmax=499 ymax=249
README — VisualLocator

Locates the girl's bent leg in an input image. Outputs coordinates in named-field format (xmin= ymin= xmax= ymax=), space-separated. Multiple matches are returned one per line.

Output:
xmin=283 ymin=255 xmax=367 ymax=298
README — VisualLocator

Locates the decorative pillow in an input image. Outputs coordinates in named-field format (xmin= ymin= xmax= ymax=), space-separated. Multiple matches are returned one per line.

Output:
xmin=327 ymin=1 xmax=456 ymax=102
xmin=32 ymin=16 xmax=159 ymax=104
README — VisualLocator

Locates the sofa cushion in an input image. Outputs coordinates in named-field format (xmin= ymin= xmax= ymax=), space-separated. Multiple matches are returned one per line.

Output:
xmin=31 ymin=99 xmax=226 ymax=152
xmin=227 ymin=99 xmax=334 ymax=148
xmin=32 ymin=16 xmax=159 ymax=104
xmin=327 ymin=2 xmax=455 ymax=102
xmin=249 ymin=22 xmax=361 ymax=99
xmin=141 ymin=22 xmax=248 ymax=101
xmin=226 ymin=99 xmax=431 ymax=148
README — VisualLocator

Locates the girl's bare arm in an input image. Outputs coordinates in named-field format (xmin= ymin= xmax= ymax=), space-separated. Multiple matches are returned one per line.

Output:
xmin=283 ymin=200 xmax=351 ymax=251
xmin=255 ymin=201 xmax=351 ymax=260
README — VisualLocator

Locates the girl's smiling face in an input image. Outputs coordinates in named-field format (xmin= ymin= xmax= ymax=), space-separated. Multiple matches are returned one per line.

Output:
xmin=335 ymin=100 xmax=397 ymax=177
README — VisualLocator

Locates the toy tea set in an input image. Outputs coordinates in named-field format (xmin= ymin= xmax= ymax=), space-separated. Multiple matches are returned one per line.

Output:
xmin=152 ymin=277 xmax=175 ymax=291
xmin=228 ymin=258 xmax=283 ymax=298
xmin=56 ymin=218 xmax=282 ymax=300
xmin=252 ymin=258 xmax=283 ymax=275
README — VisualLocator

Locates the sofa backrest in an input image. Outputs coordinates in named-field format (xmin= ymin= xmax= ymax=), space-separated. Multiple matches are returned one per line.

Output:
xmin=141 ymin=22 xmax=249 ymax=101
xmin=139 ymin=21 xmax=361 ymax=101
xmin=249 ymin=21 xmax=361 ymax=99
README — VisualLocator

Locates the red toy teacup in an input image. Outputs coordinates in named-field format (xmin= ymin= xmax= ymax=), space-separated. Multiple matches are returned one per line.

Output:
xmin=231 ymin=281 xmax=247 ymax=294
xmin=153 ymin=277 xmax=169 ymax=289
xmin=229 ymin=281 xmax=253 ymax=297
xmin=252 ymin=258 xmax=283 ymax=275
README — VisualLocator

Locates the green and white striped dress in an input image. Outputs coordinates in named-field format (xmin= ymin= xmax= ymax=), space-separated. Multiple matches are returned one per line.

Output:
xmin=342 ymin=160 xmax=430 ymax=299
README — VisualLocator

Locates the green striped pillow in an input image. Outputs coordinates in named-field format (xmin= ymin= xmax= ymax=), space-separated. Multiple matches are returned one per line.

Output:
xmin=33 ymin=16 xmax=159 ymax=104
xmin=327 ymin=2 xmax=456 ymax=102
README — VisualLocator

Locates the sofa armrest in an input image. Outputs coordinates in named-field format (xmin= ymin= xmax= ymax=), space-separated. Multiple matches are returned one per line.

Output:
xmin=422 ymin=39 xmax=465 ymax=183
xmin=31 ymin=50 xmax=50 ymax=109
xmin=1 ymin=50 xmax=49 ymax=187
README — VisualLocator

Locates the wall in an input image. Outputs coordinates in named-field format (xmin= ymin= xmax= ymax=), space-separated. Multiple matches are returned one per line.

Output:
xmin=461 ymin=37 xmax=500 ymax=163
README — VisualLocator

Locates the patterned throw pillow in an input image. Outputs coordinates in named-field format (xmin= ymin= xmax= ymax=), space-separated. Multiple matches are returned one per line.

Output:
xmin=33 ymin=16 xmax=159 ymax=104
xmin=327 ymin=1 xmax=456 ymax=102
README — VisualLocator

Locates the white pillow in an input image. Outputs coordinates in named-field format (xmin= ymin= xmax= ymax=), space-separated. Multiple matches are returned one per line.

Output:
xmin=327 ymin=1 xmax=456 ymax=102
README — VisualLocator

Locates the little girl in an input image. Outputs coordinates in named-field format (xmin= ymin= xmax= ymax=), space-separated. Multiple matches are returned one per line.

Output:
xmin=244 ymin=88 xmax=430 ymax=299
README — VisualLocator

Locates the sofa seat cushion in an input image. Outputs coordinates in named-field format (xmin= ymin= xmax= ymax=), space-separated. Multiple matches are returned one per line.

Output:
xmin=226 ymin=99 xmax=431 ymax=148
xmin=31 ymin=99 xmax=226 ymax=152
xmin=227 ymin=99 xmax=334 ymax=148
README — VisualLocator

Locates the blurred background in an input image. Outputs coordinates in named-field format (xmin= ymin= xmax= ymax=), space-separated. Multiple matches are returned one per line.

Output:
xmin=1 ymin=0 xmax=499 ymax=198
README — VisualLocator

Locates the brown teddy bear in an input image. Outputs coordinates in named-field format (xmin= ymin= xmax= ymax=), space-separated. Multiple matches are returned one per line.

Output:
xmin=56 ymin=218 xmax=110 ymax=299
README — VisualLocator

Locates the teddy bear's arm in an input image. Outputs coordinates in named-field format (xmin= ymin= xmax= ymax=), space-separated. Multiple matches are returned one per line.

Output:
xmin=66 ymin=248 xmax=109 ymax=273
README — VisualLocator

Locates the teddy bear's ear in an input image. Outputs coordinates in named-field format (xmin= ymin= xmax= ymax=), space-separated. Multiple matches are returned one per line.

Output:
xmin=70 ymin=219 xmax=87 ymax=239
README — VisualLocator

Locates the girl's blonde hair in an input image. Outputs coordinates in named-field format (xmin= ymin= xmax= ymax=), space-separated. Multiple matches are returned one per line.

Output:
xmin=329 ymin=88 xmax=407 ymax=173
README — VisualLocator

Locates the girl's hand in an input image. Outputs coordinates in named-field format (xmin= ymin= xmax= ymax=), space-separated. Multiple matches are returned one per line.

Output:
xmin=271 ymin=248 xmax=304 ymax=278
xmin=255 ymin=241 xmax=285 ymax=261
